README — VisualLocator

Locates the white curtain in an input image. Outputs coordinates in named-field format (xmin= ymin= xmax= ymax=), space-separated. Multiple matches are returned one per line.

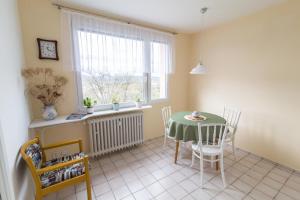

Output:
xmin=61 ymin=9 xmax=175 ymax=74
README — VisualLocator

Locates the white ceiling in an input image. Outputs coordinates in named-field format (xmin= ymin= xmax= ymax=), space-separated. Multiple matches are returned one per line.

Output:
xmin=56 ymin=0 xmax=287 ymax=33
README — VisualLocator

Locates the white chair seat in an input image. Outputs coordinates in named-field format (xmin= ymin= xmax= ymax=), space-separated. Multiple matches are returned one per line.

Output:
xmin=192 ymin=144 xmax=221 ymax=156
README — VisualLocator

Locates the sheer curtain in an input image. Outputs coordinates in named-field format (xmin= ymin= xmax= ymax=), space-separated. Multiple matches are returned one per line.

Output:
xmin=61 ymin=9 xmax=175 ymax=75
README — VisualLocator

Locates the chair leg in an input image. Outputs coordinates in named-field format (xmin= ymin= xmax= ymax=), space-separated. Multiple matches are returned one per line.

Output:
xmin=200 ymin=157 xmax=204 ymax=188
xmin=180 ymin=142 xmax=186 ymax=158
xmin=191 ymin=152 xmax=195 ymax=167
xmin=210 ymin=156 xmax=214 ymax=168
xmin=35 ymin=191 xmax=42 ymax=200
xmin=84 ymin=157 xmax=92 ymax=200
xmin=86 ymin=180 xmax=92 ymax=200
xmin=232 ymin=139 xmax=236 ymax=159
xmin=174 ymin=141 xmax=180 ymax=164
xmin=220 ymin=155 xmax=226 ymax=188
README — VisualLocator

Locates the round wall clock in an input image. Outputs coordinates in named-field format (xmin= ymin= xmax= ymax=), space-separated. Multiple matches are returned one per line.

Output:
xmin=37 ymin=38 xmax=59 ymax=60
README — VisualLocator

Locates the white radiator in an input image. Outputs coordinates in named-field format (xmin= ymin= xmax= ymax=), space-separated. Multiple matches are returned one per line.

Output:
xmin=88 ymin=112 xmax=144 ymax=156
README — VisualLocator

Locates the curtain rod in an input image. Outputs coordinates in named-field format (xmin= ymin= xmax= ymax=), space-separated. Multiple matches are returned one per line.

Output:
xmin=52 ymin=3 xmax=177 ymax=35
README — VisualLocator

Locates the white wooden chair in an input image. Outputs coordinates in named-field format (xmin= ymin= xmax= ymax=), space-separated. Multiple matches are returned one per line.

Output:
xmin=222 ymin=107 xmax=241 ymax=158
xmin=191 ymin=123 xmax=229 ymax=188
xmin=161 ymin=106 xmax=174 ymax=146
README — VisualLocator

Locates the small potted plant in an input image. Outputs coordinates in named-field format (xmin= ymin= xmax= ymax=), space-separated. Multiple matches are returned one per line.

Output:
xmin=83 ymin=97 xmax=97 ymax=114
xmin=135 ymin=97 xmax=142 ymax=108
xmin=111 ymin=96 xmax=120 ymax=111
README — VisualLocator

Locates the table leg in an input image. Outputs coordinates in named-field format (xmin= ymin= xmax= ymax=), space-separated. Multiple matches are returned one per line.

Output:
xmin=174 ymin=140 xmax=179 ymax=164
xmin=216 ymin=155 xmax=219 ymax=171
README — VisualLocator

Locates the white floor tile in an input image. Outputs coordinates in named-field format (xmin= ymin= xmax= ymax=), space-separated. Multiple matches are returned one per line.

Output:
xmin=271 ymin=167 xmax=292 ymax=178
xmin=121 ymin=171 xmax=139 ymax=183
xmin=190 ymin=188 xmax=212 ymax=200
xmin=76 ymin=182 xmax=87 ymax=193
xmin=262 ymin=177 xmax=283 ymax=190
xmin=239 ymin=174 xmax=258 ymax=187
xmin=202 ymin=182 xmax=222 ymax=197
xmin=181 ymin=194 xmax=194 ymax=200
xmin=290 ymin=173 xmax=300 ymax=184
xmin=159 ymin=176 xmax=177 ymax=189
xmin=223 ymin=186 xmax=246 ymax=200
xmin=127 ymin=179 xmax=144 ymax=193
xmin=113 ymin=186 xmax=131 ymax=200
xmin=93 ymin=182 xmax=111 ymax=197
xmin=280 ymin=186 xmax=300 ymax=200
xmin=179 ymin=179 xmax=198 ymax=193
xmin=152 ymin=169 xmax=168 ymax=180
xmin=91 ymin=174 xmax=107 ymax=186
xmin=57 ymin=186 xmax=75 ymax=200
xmin=255 ymin=183 xmax=278 ymax=198
xmin=109 ymin=177 xmax=126 ymax=189
xmin=147 ymin=182 xmax=165 ymax=197
xmin=275 ymin=192 xmax=295 ymax=200
xmin=249 ymin=189 xmax=273 ymax=200
xmin=214 ymin=192 xmax=235 ymax=200
xmin=140 ymin=174 xmax=157 ymax=186
xmin=268 ymin=172 xmax=288 ymax=184
xmin=133 ymin=188 xmax=153 ymax=200
xmin=96 ymin=191 xmax=115 ymax=200
xmin=232 ymin=179 xmax=252 ymax=193
xmin=285 ymin=179 xmax=300 ymax=192
xmin=171 ymin=171 xmax=186 ymax=183
xmin=167 ymin=185 xmax=188 ymax=200
xmin=155 ymin=191 xmax=175 ymax=200
xmin=121 ymin=194 xmax=135 ymax=200
xmin=76 ymin=189 xmax=96 ymax=200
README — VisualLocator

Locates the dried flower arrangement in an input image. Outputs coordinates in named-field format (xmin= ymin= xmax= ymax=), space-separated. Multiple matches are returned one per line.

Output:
xmin=21 ymin=68 xmax=68 ymax=107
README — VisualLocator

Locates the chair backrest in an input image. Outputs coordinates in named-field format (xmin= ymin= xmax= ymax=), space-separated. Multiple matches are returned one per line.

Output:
xmin=161 ymin=106 xmax=172 ymax=129
xmin=196 ymin=123 xmax=229 ymax=153
xmin=223 ymin=106 xmax=241 ymax=132
xmin=20 ymin=137 xmax=43 ymax=188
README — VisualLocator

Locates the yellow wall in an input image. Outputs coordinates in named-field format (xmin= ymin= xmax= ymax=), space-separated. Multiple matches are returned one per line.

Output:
xmin=18 ymin=0 xmax=191 ymax=152
xmin=188 ymin=0 xmax=300 ymax=170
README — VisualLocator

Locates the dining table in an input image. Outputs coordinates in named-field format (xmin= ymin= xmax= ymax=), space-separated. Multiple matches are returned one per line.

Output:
xmin=168 ymin=111 xmax=226 ymax=170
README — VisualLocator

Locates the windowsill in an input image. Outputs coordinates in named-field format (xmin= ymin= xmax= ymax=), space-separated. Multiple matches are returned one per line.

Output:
xmin=29 ymin=105 xmax=152 ymax=129
xmin=149 ymin=98 xmax=168 ymax=104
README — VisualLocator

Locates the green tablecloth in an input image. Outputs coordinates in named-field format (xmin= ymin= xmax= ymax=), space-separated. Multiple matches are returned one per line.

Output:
xmin=168 ymin=111 xmax=226 ymax=142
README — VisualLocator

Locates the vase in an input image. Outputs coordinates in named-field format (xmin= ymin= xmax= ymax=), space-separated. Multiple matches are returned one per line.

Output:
xmin=112 ymin=103 xmax=119 ymax=111
xmin=86 ymin=107 xmax=94 ymax=114
xmin=42 ymin=105 xmax=58 ymax=120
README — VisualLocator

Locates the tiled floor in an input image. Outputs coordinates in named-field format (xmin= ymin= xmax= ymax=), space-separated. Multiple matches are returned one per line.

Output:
xmin=45 ymin=137 xmax=300 ymax=200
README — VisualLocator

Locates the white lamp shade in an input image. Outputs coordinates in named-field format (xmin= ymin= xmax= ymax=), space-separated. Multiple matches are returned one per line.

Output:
xmin=190 ymin=63 xmax=207 ymax=74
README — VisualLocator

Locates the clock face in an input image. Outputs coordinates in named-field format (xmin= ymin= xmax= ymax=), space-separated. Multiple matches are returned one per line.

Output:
xmin=37 ymin=39 xmax=58 ymax=60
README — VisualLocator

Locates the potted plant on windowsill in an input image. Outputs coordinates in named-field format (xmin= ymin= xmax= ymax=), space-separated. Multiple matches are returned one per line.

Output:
xmin=135 ymin=98 xmax=142 ymax=108
xmin=112 ymin=96 xmax=120 ymax=111
xmin=83 ymin=97 xmax=97 ymax=114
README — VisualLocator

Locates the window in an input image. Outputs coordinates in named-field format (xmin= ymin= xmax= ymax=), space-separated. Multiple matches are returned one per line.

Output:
xmin=77 ymin=31 xmax=145 ymax=108
xmin=66 ymin=11 xmax=174 ymax=111
xmin=150 ymin=42 xmax=168 ymax=100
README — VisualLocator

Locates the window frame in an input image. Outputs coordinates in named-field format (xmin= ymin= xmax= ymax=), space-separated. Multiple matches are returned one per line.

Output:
xmin=73 ymin=30 xmax=170 ymax=112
